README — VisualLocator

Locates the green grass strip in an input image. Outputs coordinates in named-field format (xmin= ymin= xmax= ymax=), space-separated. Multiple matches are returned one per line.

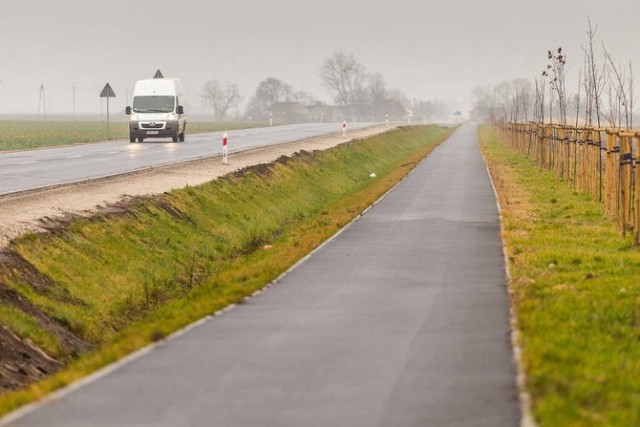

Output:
xmin=0 ymin=121 xmax=260 ymax=151
xmin=479 ymin=125 xmax=640 ymax=426
xmin=0 ymin=125 xmax=451 ymax=415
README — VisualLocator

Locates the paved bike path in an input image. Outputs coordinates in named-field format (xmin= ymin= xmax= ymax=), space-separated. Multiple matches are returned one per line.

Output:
xmin=2 ymin=123 xmax=520 ymax=426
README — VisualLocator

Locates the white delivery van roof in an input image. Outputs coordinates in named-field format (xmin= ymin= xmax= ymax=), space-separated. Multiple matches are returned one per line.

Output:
xmin=134 ymin=78 xmax=183 ymax=96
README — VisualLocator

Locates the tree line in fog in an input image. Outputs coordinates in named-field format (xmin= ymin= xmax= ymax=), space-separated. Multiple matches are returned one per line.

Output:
xmin=471 ymin=19 xmax=635 ymax=130
xmin=200 ymin=52 xmax=453 ymax=123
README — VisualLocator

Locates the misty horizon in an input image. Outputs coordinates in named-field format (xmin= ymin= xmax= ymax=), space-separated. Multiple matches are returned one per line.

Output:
xmin=1 ymin=0 xmax=638 ymax=119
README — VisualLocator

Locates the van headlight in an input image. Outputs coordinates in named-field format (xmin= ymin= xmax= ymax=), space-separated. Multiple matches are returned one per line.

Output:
xmin=131 ymin=113 xmax=139 ymax=121
xmin=167 ymin=113 xmax=177 ymax=120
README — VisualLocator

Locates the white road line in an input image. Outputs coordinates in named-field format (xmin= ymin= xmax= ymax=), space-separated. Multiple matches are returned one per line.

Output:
xmin=66 ymin=155 xmax=82 ymax=159
xmin=18 ymin=161 xmax=37 ymax=165
xmin=105 ymin=151 xmax=118 ymax=154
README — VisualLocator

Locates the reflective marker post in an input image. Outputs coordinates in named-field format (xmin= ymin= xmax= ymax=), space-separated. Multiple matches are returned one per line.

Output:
xmin=222 ymin=132 xmax=229 ymax=165
xmin=342 ymin=120 xmax=347 ymax=138
xmin=385 ymin=114 xmax=389 ymax=126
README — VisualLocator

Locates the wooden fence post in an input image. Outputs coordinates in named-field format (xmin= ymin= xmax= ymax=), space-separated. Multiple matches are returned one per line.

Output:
xmin=589 ymin=128 xmax=596 ymax=199
xmin=593 ymin=129 xmax=604 ymax=202
xmin=576 ymin=128 xmax=585 ymax=192
xmin=536 ymin=123 xmax=543 ymax=166
xmin=634 ymin=133 xmax=640 ymax=246
xmin=566 ymin=127 xmax=574 ymax=185
xmin=619 ymin=133 xmax=634 ymax=235
xmin=604 ymin=130 xmax=618 ymax=217
xmin=547 ymin=125 xmax=553 ymax=171
xmin=499 ymin=122 xmax=639 ymax=240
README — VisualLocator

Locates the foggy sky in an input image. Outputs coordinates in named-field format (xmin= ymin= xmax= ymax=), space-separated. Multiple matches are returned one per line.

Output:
xmin=1 ymin=0 xmax=639 ymax=117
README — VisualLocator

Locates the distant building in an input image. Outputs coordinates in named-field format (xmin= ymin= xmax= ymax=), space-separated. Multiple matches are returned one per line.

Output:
xmin=268 ymin=102 xmax=310 ymax=123
xmin=306 ymin=103 xmax=344 ymax=123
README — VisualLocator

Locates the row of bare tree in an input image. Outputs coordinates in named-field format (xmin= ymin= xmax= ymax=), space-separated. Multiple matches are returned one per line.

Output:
xmin=200 ymin=52 xmax=452 ymax=122
xmin=472 ymin=19 xmax=635 ymax=130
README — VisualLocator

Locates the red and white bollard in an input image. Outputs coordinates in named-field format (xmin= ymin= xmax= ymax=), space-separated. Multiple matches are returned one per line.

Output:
xmin=222 ymin=132 xmax=229 ymax=165
xmin=342 ymin=120 xmax=347 ymax=138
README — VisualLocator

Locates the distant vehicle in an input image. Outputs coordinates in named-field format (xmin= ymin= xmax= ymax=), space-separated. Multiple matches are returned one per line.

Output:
xmin=125 ymin=78 xmax=186 ymax=143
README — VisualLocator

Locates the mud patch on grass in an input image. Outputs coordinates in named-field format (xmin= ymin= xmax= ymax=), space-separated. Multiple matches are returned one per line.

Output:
xmin=0 ymin=252 xmax=86 ymax=309
xmin=230 ymin=161 xmax=274 ymax=179
xmin=0 ymin=265 xmax=91 ymax=392
xmin=0 ymin=325 xmax=60 ymax=393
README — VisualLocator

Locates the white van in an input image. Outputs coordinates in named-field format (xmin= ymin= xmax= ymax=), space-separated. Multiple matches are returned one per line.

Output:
xmin=125 ymin=78 xmax=187 ymax=143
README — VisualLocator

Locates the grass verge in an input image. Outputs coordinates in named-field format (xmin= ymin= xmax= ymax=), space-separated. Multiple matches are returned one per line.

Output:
xmin=0 ymin=125 xmax=451 ymax=415
xmin=479 ymin=124 xmax=640 ymax=426
xmin=0 ymin=121 xmax=261 ymax=151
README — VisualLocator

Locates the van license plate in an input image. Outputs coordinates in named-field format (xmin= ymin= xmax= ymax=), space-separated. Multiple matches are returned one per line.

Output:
xmin=146 ymin=131 xmax=159 ymax=135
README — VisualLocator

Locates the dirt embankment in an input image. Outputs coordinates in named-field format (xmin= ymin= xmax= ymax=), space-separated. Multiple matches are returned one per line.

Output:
xmin=0 ymin=125 xmax=394 ymax=392
xmin=0 ymin=126 xmax=392 ymax=249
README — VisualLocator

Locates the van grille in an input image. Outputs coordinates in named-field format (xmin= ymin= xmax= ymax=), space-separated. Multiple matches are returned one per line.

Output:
xmin=141 ymin=122 xmax=164 ymax=129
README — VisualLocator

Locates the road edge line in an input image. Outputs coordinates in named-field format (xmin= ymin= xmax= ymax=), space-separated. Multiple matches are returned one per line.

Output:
xmin=480 ymin=134 xmax=537 ymax=427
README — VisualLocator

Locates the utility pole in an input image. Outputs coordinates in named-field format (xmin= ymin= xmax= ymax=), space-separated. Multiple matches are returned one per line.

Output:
xmin=71 ymin=82 xmax=78 ymax=120
xmin=37 ymin=83 xmax=46 ymax=120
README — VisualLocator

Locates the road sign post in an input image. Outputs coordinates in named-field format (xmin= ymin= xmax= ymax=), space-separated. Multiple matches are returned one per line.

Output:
xmin=99 ymin=83 xmax=116 ymax=139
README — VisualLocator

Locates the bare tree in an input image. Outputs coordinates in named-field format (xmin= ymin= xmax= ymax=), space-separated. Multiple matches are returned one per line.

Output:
xmin=511 ymin=79 xmax=533 ymax=122
xmin=542 ymin=47 xmax=568 ymax=124
xmin=535 ymin=77 xmax=545 ymax=123
xmin=471 ymin=80 xmax=535 ymax=124
xmin=493 ymin=81 xmax=513 ymax=122
xmin=470 ymin=85 xmax=496 ymax=122
xmin=603 ymin=45 xmax=634 ymax=129
xmin=201 ymin=80 xmax=242 ymax=121
xmin=582 ymin=18 xmax=605 ymax=127
xmin=366 ymin=73 xmax=388 ymax=120
xmin=290 ymin=89 xmax=316 ymax=105
xmin=581 ymin=55 xmax=592 ymax=125
xmin=573 ymin=69 xmax=582 ymax=127
xmin=349 ymin=72 xmax=392 ymax=120
xmin=245 ymin=77 xmax=293 ymax=118
xmin=320 ymin=52 xmax=367 ymax=116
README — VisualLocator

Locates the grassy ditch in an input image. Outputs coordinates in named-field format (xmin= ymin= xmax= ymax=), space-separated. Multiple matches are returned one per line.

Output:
xmin=0 ymin=120 xmax=260 ymax=151
xmin=479 ymin=125 xmax=640 ymax=426
xmin=0 ymin=125 xmax=451 ymax=415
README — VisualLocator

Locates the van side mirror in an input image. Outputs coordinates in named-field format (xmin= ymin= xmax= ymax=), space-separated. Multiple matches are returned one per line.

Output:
xmin=176 ymin=105 xmax=184 ymax=115
xmin=125 ymin=106 xmax=132 ymax=115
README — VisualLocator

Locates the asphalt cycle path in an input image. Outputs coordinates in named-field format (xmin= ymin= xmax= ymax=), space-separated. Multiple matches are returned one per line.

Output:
xmin=1 ymin=123 xmax=520 ymax=426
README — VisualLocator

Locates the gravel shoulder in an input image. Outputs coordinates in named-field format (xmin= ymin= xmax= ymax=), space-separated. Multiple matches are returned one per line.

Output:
xmin=0 ymin=125 xmax=394 ymax=249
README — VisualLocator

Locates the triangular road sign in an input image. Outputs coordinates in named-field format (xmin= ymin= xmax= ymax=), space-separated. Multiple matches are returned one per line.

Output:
xmin=99 ymin=83 xmax=116 ymax=98
xmin=154 ymin=69 xmax=164 ymax=79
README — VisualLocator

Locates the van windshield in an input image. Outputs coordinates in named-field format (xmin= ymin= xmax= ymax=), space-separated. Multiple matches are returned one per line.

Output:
xmin=133 ymin=96 xmax=175 ymax=113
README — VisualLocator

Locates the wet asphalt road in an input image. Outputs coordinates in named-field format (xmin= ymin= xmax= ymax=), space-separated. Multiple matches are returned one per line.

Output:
xmin=1 ymin=123 xmax=520 ymax=426
xmin=0 ymin=122 xmax=372 ymax=195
